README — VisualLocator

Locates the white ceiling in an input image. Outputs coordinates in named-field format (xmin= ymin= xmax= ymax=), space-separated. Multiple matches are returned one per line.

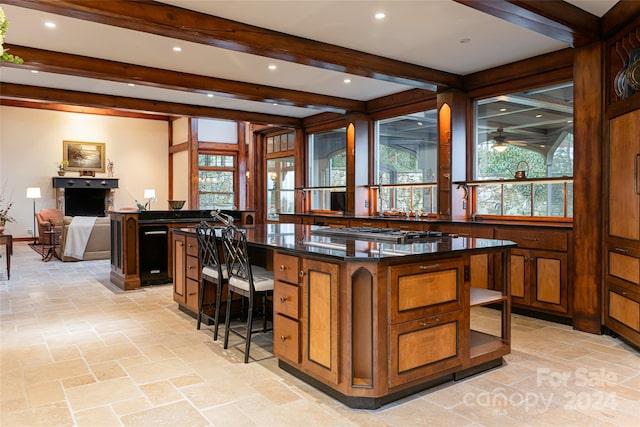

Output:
xmin=0 ymin=1 xmax=617 ymax=119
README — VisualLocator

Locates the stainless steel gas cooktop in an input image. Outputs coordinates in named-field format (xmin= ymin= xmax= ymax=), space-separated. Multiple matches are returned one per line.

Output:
xmin=310 ymin=226 xmax=449 ymax=243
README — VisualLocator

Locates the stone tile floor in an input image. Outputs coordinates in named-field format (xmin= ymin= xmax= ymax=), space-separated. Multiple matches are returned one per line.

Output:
xmin=1 ymin=242 xmax=638 ymax=426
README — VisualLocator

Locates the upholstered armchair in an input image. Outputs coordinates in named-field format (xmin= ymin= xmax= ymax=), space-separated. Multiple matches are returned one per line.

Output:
xmin=35 ymin=208 xmax=64 ymax=245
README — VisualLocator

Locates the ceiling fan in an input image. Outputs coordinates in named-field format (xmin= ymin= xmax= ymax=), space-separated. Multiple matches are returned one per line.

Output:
xmin=490 ymin=128 xmax=527 ymax=152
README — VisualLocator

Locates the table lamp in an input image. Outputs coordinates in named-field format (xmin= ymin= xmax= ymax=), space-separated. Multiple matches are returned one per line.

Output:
xmin=144 ymin=189 xmax=156 ymax=210
xmin=26 ymin=187 xmax=41 ymax=244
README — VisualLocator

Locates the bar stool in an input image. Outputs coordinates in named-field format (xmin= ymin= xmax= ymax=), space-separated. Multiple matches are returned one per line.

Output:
xmin=195 ymin=221 xmax=227 ymax=340
xmin=221 ymin=225 xmax=273 ymax=363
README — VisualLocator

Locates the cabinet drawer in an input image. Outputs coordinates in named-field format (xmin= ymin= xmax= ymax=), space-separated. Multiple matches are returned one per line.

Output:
xmin=607 ymin=285 xmax=640 ymax=333
xmin=315 ymin=217 xmax=349 ymax=228
xmin=274 ymin=314 xmax=300 ymax=364
xmin=389 ymin=258 xmax=463 ymax=323
xmin=186 ymin=255 xmax=200 ymax=281
xmin=273 ymin=252 xmax=300 ymax=284
xmin=274 ymin=281 xmax=299 ymax=319
xmin=495 ymin=228 xmax=567 ymax=251
xmin=185 ymin=236 xmax=199 ymax=257
xmin=185 ymin=278 xmax=200 ymax=313
xmin=350 ymin=219 xmax=388 ymax=228
xmin=389 ymin=311 xmax=462 ymax=387
xmin=608 ymin=249 xmax=640 ymax=287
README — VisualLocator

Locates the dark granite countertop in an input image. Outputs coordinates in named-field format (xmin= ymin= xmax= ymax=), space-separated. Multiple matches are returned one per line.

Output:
xmin=175 ymin=223 xmax=516 ymax=262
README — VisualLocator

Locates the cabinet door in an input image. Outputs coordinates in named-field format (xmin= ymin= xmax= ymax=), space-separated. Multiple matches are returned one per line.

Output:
xmin=508 ymin=248 xmax=529 ymax=305
xmin=530 ymin=250 xmax=569 ymax=315
xmin=609 ymin=110 xmax=640 ymax=241
xmin=301 ymin=258 xmax=340 ymax=385
xmin=172 ymin=234 xmax=186 ymax=304
xmin=389 ymin=311 xmax=462 ymax=387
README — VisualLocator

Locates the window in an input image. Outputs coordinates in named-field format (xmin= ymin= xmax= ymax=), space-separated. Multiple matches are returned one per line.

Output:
xmin=267 ymin=157 xmax=295 ymax=220
xmin=198 ymin=154 xmax=235 ymax=209
xmin=375 ymin=110 xmax=438 ymax=213
xmin=307 ymin=128 xmax=346 ymax=210
xmin=473 ymin=82 xmax=574 ymax=218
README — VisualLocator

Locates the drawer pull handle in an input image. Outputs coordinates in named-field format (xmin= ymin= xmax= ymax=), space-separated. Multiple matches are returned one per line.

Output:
xmin=419 ymin=264 xmax=440 ymax=270
xmin=419 ymin=317 xmax=440 ymax=327
xmin=188 ymin=292 xmax=196 ymax=296
xmin=280 ymin=335 xmax=288 ymax=342
xmin=280 ymin=265 xmax=286 ymax=272
xmin=279 ymin=296 xmax=287 ymax=303
xmin=300 ymin=271 xmax=305 ymax=277
xmin=522 ymin=237 xmax=539 ymax=241
xmin=614 ymin=247 xmax=629 ymax=253
xmin=622 ymin=291 xmax=628 ymax=296
xmin=188 ymin=266 xmax=194 ymax=270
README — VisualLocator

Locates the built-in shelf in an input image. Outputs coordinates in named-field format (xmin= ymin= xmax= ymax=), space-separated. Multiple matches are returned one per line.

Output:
xmin=470 ymin=287 xmax=507 ymax=307
xmin=469 ymin=330 xmax=508 ymax=359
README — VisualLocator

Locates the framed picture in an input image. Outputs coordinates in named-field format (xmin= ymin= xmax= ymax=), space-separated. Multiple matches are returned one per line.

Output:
xmin=63 ymin=141 xmax=106 ymax=173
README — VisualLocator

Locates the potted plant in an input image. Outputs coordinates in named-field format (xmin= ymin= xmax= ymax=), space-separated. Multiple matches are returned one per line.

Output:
xmin=0 ymin=189 xmax=14 ymax=234
xmin=57 ymin=160 xmax=68 ymax=176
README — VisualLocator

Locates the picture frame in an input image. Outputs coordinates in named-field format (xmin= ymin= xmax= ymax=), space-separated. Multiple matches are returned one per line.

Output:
xmin=63 ymin=141 xmax=106 ymax=173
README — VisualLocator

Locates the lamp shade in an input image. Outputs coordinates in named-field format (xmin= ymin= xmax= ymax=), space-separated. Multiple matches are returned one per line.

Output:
xmin=143 ymin=189 xmax=156 ymax=199
xmin=26 ymin=187 xmax=41 ymax=199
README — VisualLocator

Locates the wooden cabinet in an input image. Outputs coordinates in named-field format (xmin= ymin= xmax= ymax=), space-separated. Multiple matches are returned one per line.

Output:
xmin=301 ymin=258 xmax=340 ymax=385
xmin=605 ymin=109 xmax=640 ymax=347
xmin=387 ymin=259 xmax=464 ymax=387
xmin=496 ymin=227 xmax=571 ymax=317
xmin=172 ymin=233 xmax=199 ymax=313
xmin=273 ymin=252 xmax=301 ymax=364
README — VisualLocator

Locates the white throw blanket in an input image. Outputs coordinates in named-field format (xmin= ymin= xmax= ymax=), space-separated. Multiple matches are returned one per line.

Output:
xmin=63 ymin=216 xmax=97 ymax=260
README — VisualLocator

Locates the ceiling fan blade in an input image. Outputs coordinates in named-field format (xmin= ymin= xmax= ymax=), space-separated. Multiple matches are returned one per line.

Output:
xmin=506 ymin=140 xmax=527 ymax=146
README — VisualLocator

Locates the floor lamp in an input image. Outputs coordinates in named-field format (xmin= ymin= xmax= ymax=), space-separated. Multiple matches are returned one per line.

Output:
xmin=26 ymin=187 xmax=41 ymax=245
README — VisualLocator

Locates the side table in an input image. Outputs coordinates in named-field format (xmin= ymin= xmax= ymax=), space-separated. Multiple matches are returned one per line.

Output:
xmin=0 ymin=234 xmax=12 ymax=279
xmin=43 ymin=230 xmax=61 ymax=262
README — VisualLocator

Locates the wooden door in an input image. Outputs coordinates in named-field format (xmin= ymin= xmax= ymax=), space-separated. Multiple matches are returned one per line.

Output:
xmin=509 ymin=248 xmax=529 ymax=305
xmin=530 ymin=250 xmax=569 ymax=314
xmin=172 ymin=234 xmax=186 ymax=304
xmin=609 ymin=110 xmax=640 ymax=241
xmin=301 ymin=258 xmax=340 ymax=385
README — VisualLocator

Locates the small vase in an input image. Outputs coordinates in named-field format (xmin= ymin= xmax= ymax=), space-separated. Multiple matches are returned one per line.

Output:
xmin=58 ymin=170 xmax=65 ymax=176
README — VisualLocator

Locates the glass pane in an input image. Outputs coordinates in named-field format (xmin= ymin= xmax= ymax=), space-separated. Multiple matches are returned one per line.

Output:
xmin=476 ymin=185 xmax=502 ymax=215
xmin=503 ymin=184 xmax=531 ymax=216
xmin=266 ymin=156 xmax=295 ymax=220
xmin=198 ymin=170 xmax=234 ymax=209
xmin=267 ymin=137 xmax=274 ymax=154
xmin=308 ymin=128 xmax=346 ymax=187
xmin=474 ymin=82 xmax=573 ymax=181
xmin=376 ymin=110 xmax=437 ymax=184
xmin=198 ymin=154 xmax=234 ymax=168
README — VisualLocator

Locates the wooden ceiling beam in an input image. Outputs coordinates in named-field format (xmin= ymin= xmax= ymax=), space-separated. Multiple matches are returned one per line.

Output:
xmin=6 ymin=0 xmax=463 ymax=91
xmin=454 ymin=0 xmax=600 ymax=47
xmin=5 ymin=45 xmax=364 ymax=114
xmin=0 ymin=83 xmax=303 ymax=127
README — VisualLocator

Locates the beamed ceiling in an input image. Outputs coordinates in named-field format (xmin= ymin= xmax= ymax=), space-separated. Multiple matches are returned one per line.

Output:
xmin=0 ymin=0 xmax=623 ymax=127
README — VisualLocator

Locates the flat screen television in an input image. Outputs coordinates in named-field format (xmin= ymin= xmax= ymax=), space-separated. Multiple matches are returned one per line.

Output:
xmin=330 ymin=191 xmax=346 ymax=212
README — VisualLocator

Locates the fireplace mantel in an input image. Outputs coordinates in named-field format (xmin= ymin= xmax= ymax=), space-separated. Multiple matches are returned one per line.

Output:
xmin=53 ymin=177 xmax=119 ymax=216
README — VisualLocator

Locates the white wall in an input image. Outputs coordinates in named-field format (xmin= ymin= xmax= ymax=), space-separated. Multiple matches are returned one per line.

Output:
xmin=0 ymin=106 xmax=169 ymax=238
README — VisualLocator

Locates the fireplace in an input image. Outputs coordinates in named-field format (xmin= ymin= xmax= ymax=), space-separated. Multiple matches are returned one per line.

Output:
xmin=53 ymin=177 xmax=118 ymax=216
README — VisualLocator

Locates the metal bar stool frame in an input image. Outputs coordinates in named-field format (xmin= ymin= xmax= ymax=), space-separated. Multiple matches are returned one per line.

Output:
xmin=221 ymin=225 xmax=273 ymax=363
xmin=195 ymin=221 xmax=227 ymax=340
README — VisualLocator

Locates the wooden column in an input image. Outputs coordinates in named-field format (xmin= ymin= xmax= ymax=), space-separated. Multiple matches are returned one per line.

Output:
xmin=572 ymin=42 xmax=603 ymax=334
xmin=345 ymin=114 xmax=370 ymax=217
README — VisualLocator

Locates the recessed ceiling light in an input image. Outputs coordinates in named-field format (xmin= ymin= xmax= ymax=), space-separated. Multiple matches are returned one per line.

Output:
xmin=499 ymin=108 xmax=507 ymax=112
xmin=375 ymin=12 xmax=386 ymax=19
xmin=536 ymin=114 xmax=542 ymax=118
xmin=417 ymin=122 xmax=423 ymax=126
xmin=44 ymin=22 xmax=56 ymax=29
xmin=343 ymin=78 xmax=351 ymax=84
xmin=30 ymin=70 xmax=39 ymax=74
xmin=172 ymin=46 xmax=182 ymax=52
xmin=567 ymin=120 xmax=573 ymax=123
xmin=207 ymin=94 xmax=214 ymax=98
xmin=272 ymin=103 xmax=278 ymax=106
xmin=268 ymin=64 xmax=277 ymax=70
xmin=128 ymin=83 xmax=135 ymax=87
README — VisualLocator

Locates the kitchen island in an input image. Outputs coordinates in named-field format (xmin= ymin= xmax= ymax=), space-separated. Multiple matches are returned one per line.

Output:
xmin=176 ymin=223 xmax=516 ymax=408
